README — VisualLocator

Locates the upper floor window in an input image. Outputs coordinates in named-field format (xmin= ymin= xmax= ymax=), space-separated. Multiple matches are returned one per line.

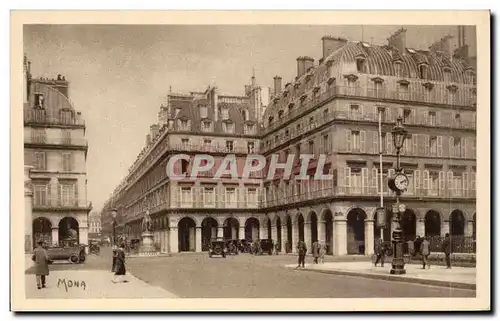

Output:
xmin=200 ymin=106 xmax=208 ymax=118
xmin=443 ymin=68 xmax=452 ymax=82
xmin=174 ymin=108 xmax=181 ymax=117
xmin=244 ymin=124 xmax=255 ymax=135
xmin=62 ymin=129 xmax=71 ymax=145
xmin=223 ymin=122 xmax=234 ymax=134
xmin=226 ymin=140 xmax=234 ymax=152
xmin=181 ymin=138 xmax=189 ymax=149
xmin=419 ymin=64 xmax=428 ymax=79
xmin=59 ymin=109 xmax=73 ymax=125
xmin=34 ymin=151 xmax=46 ymax=170
xmin=221 ymin=108 xmax=229 ymax=120
xmin=428 ymin=111 xmax=436 ymax=126
xmin=268 ymin=116 xmax=274 ymax=126
xmin=34 ymin=93 xmax=45 ymax=109
xmin=356 ymin=58 xmax=366 ymax=73
xmin=278 ymin=110 xmax=284 ymax=119
xmin=31 ymin=129 xmax=46 ymax=144
xmin=394 ymin=62 xmax=403 ymax=78
xmin=62 ymin=152 xmax=72 ymax=172
xmin=202 ymin=120 xmax=212 ymax=132
xmin=179 ymin=119 xmax=190 ymax=131
xmin=247 ymin=141 xmax=255 ymax=153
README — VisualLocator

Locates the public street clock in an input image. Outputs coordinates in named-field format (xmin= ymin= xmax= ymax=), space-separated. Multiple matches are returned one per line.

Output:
xmin=388 ymin=172 xmax=409 ymax=193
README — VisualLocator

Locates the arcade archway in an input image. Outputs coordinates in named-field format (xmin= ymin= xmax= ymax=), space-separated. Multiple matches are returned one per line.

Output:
xmin=400 ymin=209 xmax=416 ymax=241
xmin=58 ymin=217 xmax=79 ymax=245
xmin=425 ymin=210 xmax=441 ymax=237
xmin=347 ymin=208 xmax=366 ymax=255
xmin=321 ymin=210 xmax=334 ymax=255
xmin=33 ymin=217 xmax=52 ymax=247
xmin=245 ymin=217 xmax=260 ymax=241
xmin=310 ymin=212 xmax=318 ymax=245
xmin=201 ymin=217 xmax=218 ymax=251
xmin=223 ymin=217 xmax=239 ymax=240
xmin=450 ymin=210 xmax=466 ymax=236
xmin=178 ymin=217 xmax=196 ymax=252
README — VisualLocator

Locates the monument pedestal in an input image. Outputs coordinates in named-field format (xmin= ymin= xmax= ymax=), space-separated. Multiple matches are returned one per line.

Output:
xmin=139 ymin=231 xmax=157 ymax=256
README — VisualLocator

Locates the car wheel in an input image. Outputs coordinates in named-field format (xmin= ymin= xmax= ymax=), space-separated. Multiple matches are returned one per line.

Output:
xmin=70 ymin=254 xmax=80 ymax=264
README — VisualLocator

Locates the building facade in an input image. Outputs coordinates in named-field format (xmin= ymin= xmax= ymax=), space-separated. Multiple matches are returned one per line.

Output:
xmin=88 ymin=211 xmax=102 ymax=239
xmin=23 ymin=56 xmax=91 ymax=249
xmin=102 ymin=27 xmax=476 ymax=256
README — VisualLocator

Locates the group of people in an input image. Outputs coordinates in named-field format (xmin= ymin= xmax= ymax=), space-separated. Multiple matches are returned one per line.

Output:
xmin=295 ymin=240 xmax=327 ymax=269
xmin=373 ymin=233 xmax=454 ymax=269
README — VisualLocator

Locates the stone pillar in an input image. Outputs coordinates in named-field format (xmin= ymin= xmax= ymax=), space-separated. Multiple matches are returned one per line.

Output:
xmin=304 ymin=222 xmax=312 ymax=254
xmin=232 ymin=226 xmax=238 ymax=239
xmin=334 ymin=219 xmax=347 ymax=256
xmin=24 ymin=166 xmax=33 ymax=253
xmin=169 ymin=227 xmax=179 ymax=253
xmin=318 ymin=220 xmax=326 ymax=243
xmin=239 ymin=226 xmax=245 ymax=240
xmin=259 ymin=225 xmax=266 ymax=240
xmin=211 ymin=226 xmax=217 ymax=238
xmin=162 ymin=230 xmax=170 ymax=253
xmin=196 ymin=227 xmax=202 ymax=252
xmin=291 ymin=221 xmax=298 ymax=253
xmin=281 ymin=224 xmax=288 ymax=253
xmin=441 ymin=221 xmax=450 ymax=236
xmin=364 ymin=220 xmax=374 ymax=256
xmin=51 ymin=227 xmax=59 ymax=246
xmin=466 ymin=220 xmax=474 ymax=237
xmin=217 ymin=226 xmax=224 ymax=238
xmin=416 ymin=218 xmax=425 ymax=238
xmin=271 ymin=224 xmax=278 ymax=245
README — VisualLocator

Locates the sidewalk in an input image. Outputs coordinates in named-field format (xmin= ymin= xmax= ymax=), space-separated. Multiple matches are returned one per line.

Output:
xmin=25 ymin=270 xmax=178 ymax=299
xmin=285 ymin=262 xmax=476 ymax=290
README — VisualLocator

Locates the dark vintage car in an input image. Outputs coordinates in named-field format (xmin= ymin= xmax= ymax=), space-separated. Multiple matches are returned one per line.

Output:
xmin=47 ymin=244 xmax=86 ymax=263
xmin=208 ymin=238 xmax=227 ymax=258
xmin=238 ymin=239 xmax=252 ymax=253
xmin=259 ymin=239 xmax=274 ymax=255
xmin=225 ymin=240 xmax=239 ymax=255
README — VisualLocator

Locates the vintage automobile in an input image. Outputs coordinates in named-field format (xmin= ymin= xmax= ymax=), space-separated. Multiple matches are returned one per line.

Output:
xmin=225 ymin=240 xmax=239 ymax=255
xmin=89 ymin=240 xmax=100 ymax=255
xmin=259 ymin=239 xmax=274 ymax=255
xmin=208 ymin=238 xmax=227 ymax=258
xmin=46 ymin=243 xmax=86 ymax=264
xmin=238 ymin=239 xmax=252 ymax=253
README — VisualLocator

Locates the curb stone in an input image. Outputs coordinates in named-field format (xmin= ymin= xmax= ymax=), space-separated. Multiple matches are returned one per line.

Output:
xmin=287 ymin=266 xmax=476 ymax=290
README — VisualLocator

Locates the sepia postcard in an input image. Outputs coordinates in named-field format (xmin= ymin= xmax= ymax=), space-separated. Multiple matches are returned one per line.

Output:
xmin=10 ymin=10 xmax=491 ymax=312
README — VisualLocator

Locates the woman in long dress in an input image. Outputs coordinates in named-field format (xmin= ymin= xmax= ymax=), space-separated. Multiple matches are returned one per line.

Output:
xmin=112 ymin=244 xmax=128 ymax=283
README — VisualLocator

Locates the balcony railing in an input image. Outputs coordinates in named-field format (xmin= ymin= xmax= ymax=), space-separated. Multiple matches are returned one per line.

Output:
xmin=263 ymin=84 xmax=476 ymax=136
xmin=171 ymin=199 xmax=260 ymax=209
xmin=24 ymin=110 xmax=85 ymax=126
xmin=170 ymin=143 xmax=260 ymax=154
xmin=32 ymin=198 xmax=91 ymax=209
xmin=24 ymin=136 xmax=88 ymax=147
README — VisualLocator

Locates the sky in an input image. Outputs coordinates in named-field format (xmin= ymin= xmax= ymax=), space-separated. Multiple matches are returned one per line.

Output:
xmin=23 ymin=24 xmax=476 ymax=212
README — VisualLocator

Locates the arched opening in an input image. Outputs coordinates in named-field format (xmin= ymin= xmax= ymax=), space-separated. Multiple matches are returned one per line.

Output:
xmin=297 ymin=214 xmax=305 ymax=242
xmin=473 ymin=213 xmax=476 ymax=240
xmin=383 ymin=210 xmax=393 ymax=242
xmin=223 ymin=217 xmax=239 ymax=241
xmin=400 ymin=209 xmax=416 ymax=241
xmin=245 ymin=217 xmax=260 ymax=241
xmin=310 ymin=212 xmax=318 ymax=245
xmin=178 ymin=217 xmax=196 ymax=252
xmin=266 ymin=217 xmax=272 ymax=239
xmin=58 ymin=217 xmax=79 ymax=246
xmin=322 ymin=210 xmax=334 ymax=255
xmin=32 ymin=217 xmax=52 ymax=247
xmin=286 ymin=215 xmax=293 ymax=253
xmin=425 ymin=210 xmax=441 ymax=237
xmin=347 ymin=208 xmax=367 ymax=255
xmin=201 ymin=217 xmax=218 ymax=251
xmin=276 ymin=217 xmax=282 ymax=251
xmin=450 ymin=210 xmax=465 ymax=236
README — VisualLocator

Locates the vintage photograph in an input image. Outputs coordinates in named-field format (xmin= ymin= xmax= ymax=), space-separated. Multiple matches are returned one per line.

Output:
xmin=12 ymin=11 xmax=490 ymax=311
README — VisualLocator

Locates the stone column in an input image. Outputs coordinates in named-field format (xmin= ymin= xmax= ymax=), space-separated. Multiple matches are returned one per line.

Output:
xmin=441 ymin=221 xmax=450 ymax=236
xmin=291 ymin=220 xmax=298 ymax=253
xmin=231 ymin=226 xmax=238 ymax=239
xmin=281 ymin=224 xmax=288 ymax=253
xmin=51 ymin=227 xmax=59 ymax=246
xmin=466 ymin=220 xmax=474 ymax=237
xmin=79 ymin=226 xmax=89 ymax=254
xmin=416 ymin=218 xmax=425 ymax=237
xmin=217 ymin=226 xmax=224 ymax=238
xmin=271 ymin=224 xmax=278 ymax=245
xmin=196 ymin=227 xmax=202 ymax=252
xmin=317 ymin=220 xmax=326 ymax=244
xmin=169 ymin=227 xmax=179 ymax=253
xmin=364 ymin=220 xmax=374 ymax=256
xmin=304 ymin=222 xmax=312 ymax=254
xmin=211 ymin=226 xmax=217 ymax=239
xmin=24 ymin=166 xmax=33 ymax=252
xmin=259 ymin=225 xmax=266 ymax=240
xmin=239 ymin=226 xmax=245 ymax=240
xmin=334 ymin=219 xmax=347 ymax=256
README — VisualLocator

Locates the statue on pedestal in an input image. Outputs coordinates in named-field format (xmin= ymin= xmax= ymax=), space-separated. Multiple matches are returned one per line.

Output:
xmin=139 ymin=210 xmax=156 ymax=255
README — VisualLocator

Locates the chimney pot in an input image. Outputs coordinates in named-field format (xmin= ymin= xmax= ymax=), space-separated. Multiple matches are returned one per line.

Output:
xmin=387 ymin=27 xmax=407 ymax=52
xmin=273 ymin=76 xmax=282 ymax=96
xmin=321 ymin=36 xmax=348 ymax=60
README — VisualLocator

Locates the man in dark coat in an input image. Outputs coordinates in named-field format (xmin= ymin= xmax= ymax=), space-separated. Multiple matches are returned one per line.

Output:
xmin=442 ymin=233 xmax=452 ymax=269
xmin=374 ymin=238 xmax=385 ymax=267
xmin=112 ymin=243 xmax=128 ymax=283
xmin=420 ymin=236 xmax=431 ymax=269
xmin=296 ymin=240 xmax=307 ymax=269
xmin=312 ymin=240 xmax=319 ymax=264
xmin=32 ymin=241 xmax=50 ymax=289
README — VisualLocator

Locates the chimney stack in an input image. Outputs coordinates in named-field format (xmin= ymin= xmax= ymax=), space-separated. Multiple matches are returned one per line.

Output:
xmin=150 ymin=124 xmax=160 ymax=138
xmin=387 ymin=28 xmax=407 ymax=52
xmin=303 ymin=57 xmax=314 ymax=74
xmin=273 ymin=76 xmax=282 ymax=96
xmin=146 ymin=134 xmax=152 ymax=145
xmin=296 ymin=57 xmax=306 ymax=78
xmin=429 ymin=35 xmax=454 ymax=56
xmin=321 ymin=36 xmax=348 ymax=60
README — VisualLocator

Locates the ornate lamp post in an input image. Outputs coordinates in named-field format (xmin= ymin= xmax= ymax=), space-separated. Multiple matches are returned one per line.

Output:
xmin=111 ymin=208 xmax=118 ymax=245
xmin=388 ymin=116 xmax=409 ymax=275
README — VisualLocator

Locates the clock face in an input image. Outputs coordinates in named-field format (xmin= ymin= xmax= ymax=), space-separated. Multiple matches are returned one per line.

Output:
xmin=394 ymin=174 xmax=409 ymax=190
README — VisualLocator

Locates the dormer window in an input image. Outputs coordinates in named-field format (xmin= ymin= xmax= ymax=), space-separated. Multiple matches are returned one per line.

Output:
xmin=200 ymin=106 xmax=208 ymax=118
xmin=179 ymin=119 xmax=190 ymax=131
xmin=418 ymin=64 xmax=428 ymax=79
xmin=278 ymin=110 xmax=284 ymax=119
xmin=174 ymin=108 xmax=181 ymax=117
xmin=268 ymin=116 xmax=274 ymax=126
xmin=443 ymin=67 xmax=452 ymax=82
xmin=394 ymin=61 xmax=403 ymax=78
xmin=201 ymin=120 xmax=212 ymax=132
xmin=221 ymin=108 xmax=229 ymax=120
xmin=223 ymin=122 xmax=234 ymax=134
xmin=356 ymin=57 xmax=366 ymax=73
xmin=422 ymin=82 xmax=434 ymax=91
xmin=398 ymin=79 xmax=410 ymax=91
xmin=465 ymin=69 xmax=476 ymax=85
xmin=34 ymin=93 xmax=45 ymax=109
xmin=244 ymin=124 xmax=255 ymax=135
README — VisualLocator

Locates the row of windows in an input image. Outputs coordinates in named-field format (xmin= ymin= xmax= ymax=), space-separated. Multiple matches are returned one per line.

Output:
xmin=30 ymin=128 xmax=73 ymax=144
xmin=171 ymin=118 xmax=256 ymax=135
xmin=32 ymin=182 xmax=79 ymax=206
xmin=176 ymin=186 xmax=260 ymax=208
xmin=126 ymin=184 xmax=169 ymax=219
xmin=27 ymin=151 xmax=74 ymax=171
xmin=178 ymin=138 xmax=257 ymax=154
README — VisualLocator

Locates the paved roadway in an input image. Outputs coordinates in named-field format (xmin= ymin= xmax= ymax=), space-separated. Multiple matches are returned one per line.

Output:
xmin=29 ymin=247 xmax=475 ymax=298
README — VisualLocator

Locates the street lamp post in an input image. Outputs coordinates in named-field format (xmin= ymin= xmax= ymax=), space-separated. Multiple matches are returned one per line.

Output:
xmin=388 ymin=117 xmax=409 ymax=275
xmin=111 ymin=208 xmax=117 ymax=245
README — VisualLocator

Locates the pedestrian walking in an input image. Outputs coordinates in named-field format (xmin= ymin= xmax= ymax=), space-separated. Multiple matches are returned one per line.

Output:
xmin=312 ymin=240 xmax=319 ymax=264
xmin=374 ymin=238 xmax=385 ymax=267
xmin=274 ymin=242 xmax=280 ymax=255
xmin=111 ymin=244 xmax=118 ymax=272
xmin=318 ymin=241 xmax=326 ymax=264
xmin=112 ymin=243 xmax=128 ymax=283
xmin=442 ymin=233 xmax=452 ymax=269
xmin=32 ymin=241 xmax=51 ymax=289
xmin=420 ymin=236 xmax=431 ymax=269
xmin=296 ymin=240 xmax=307 ymax=269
